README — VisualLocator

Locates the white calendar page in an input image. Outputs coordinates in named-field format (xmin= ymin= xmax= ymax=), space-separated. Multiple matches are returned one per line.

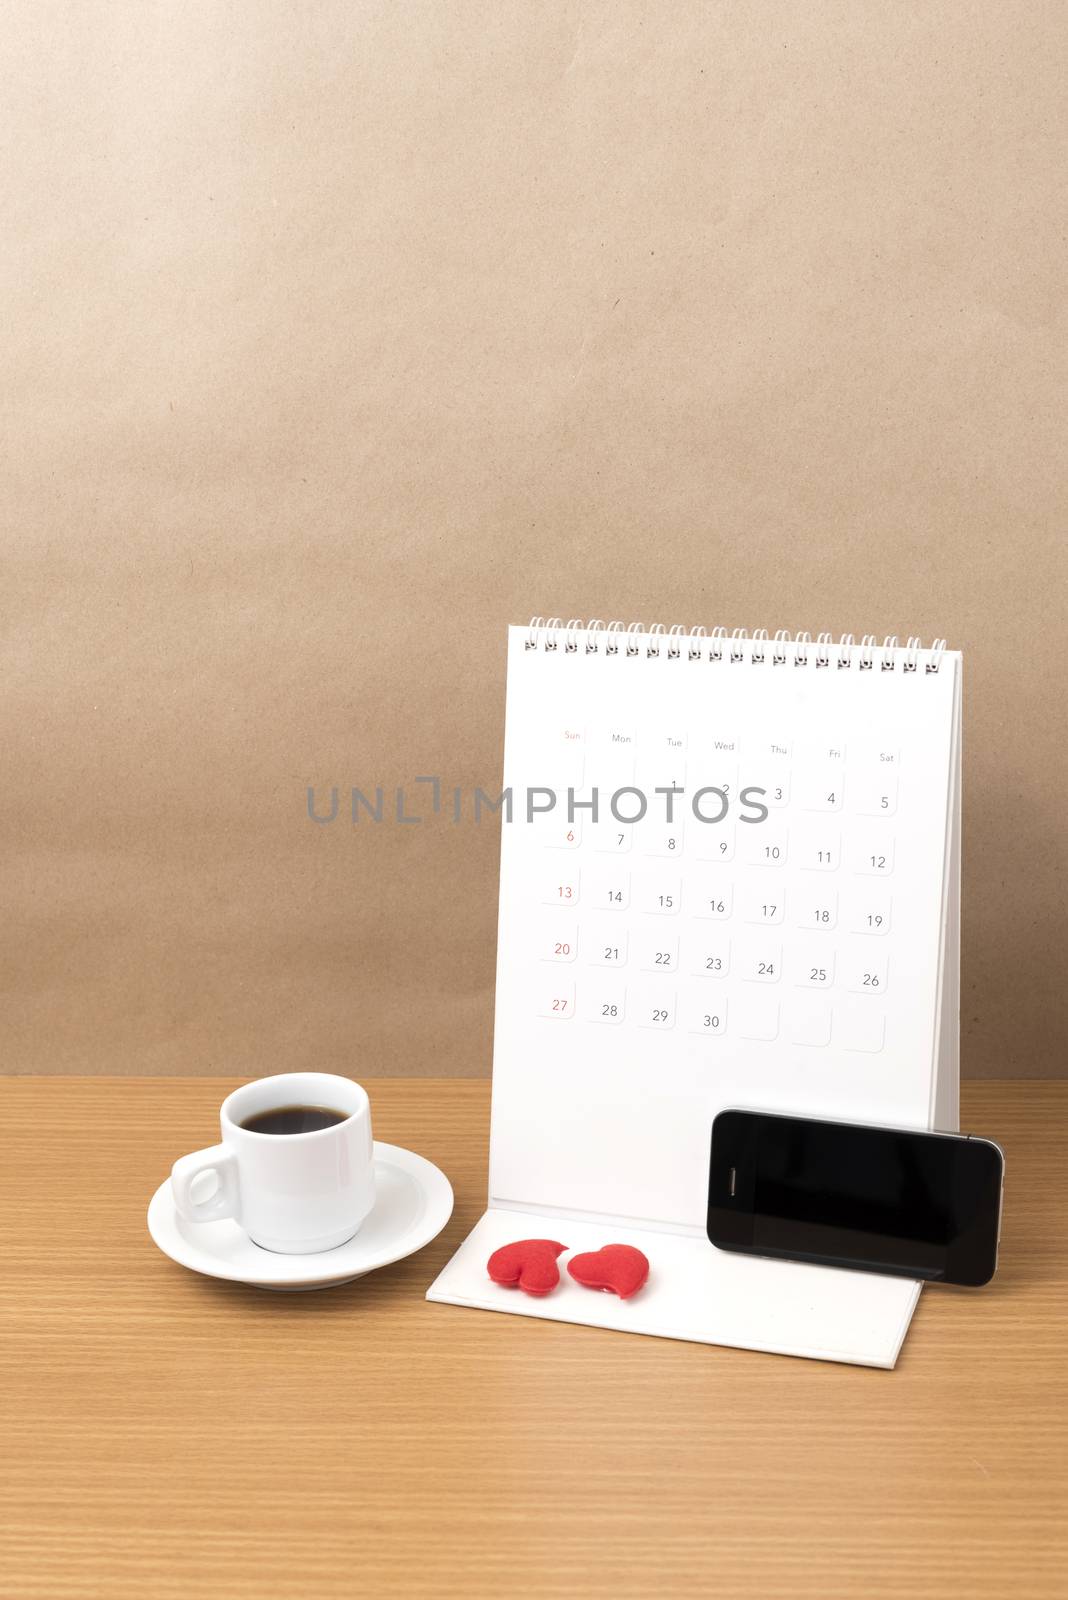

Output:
xmin=429 ymin=623 xmax=961 ymax=1367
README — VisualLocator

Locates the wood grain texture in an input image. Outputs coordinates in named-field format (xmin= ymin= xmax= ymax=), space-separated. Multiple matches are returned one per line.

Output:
xmin=1 ymin=1078 xmax=1065 ymax=1600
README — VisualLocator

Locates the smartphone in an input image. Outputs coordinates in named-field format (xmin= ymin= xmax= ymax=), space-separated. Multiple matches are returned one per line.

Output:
xmin=707 ymin=1109 xmax=1004 ymax=1286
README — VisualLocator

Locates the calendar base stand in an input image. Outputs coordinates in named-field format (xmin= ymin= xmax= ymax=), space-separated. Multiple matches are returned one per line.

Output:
xmin=427 ymin=1208 xmax=921 ymax=1369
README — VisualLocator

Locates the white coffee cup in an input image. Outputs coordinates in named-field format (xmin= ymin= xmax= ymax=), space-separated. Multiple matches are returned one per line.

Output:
xmin=170 ymin=1073 xmax=375 ymax=1254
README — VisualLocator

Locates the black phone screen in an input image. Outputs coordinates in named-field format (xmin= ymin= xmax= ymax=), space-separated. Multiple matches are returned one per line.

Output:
xmin=708 ymin=1111 xmax=1002 ymax=1285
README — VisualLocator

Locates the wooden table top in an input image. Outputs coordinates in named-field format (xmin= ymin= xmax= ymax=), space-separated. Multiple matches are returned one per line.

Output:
xmin=1 ymin=1077 xmax=1064 ymax=1600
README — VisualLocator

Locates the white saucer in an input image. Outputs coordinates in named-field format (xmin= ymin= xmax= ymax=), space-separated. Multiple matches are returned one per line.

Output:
xmin=147 ymin=1142 xmax=453 ymax=1290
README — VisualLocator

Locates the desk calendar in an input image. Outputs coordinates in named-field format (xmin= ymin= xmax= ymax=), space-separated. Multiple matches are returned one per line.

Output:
xmin=428 ymin=620 xmax=962 ymax=1366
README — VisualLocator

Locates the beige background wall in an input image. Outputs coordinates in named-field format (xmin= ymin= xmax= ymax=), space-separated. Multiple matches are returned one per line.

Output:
xmin=3 ymin=3 xmax=1064 ymax=1079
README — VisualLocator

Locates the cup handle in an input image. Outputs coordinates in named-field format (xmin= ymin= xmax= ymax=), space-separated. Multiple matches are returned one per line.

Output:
xmin=171 ymin=1145 xmax=241 ymax=1225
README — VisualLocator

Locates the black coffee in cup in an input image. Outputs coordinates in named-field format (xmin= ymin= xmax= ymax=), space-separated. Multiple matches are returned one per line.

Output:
xmin=240 ymin=1105 xmax=350 ymax=1136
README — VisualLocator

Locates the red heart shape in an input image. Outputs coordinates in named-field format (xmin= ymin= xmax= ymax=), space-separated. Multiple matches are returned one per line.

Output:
xmin=567 ymin=1244 xmax=649 ymax=1300
xmin=487 ymin=1239 xmax=567 ymax=1297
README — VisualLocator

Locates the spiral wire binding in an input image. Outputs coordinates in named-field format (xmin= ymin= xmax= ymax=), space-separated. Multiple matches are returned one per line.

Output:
xmin=526 ymin=619 xmax=949 ymax=671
